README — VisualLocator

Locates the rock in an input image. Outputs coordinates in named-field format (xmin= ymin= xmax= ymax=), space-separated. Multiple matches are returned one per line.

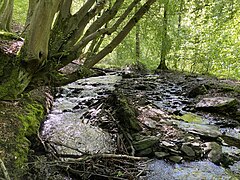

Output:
xmin=141 ymin=118 xmax=157 ymax=129
xmin=175 ymin=121 xmax=222 ymax=138
xmin=114 ymin=91 xmax=142 ymax=132
xmin=135 ymin=84 xmax=149 ymax=90
xmin=181 ymin=144 xmax=195 ymax=157
xmin=122 ymin=72 xmax=139 ymax=79
xmin=196 ymin=97 xmax=239 ymax=114
xmin=196 ymin=77 xmax=205 ymax=81
xmin=188 ymin=84 xmax=208 ymax=98
xmin=137 ymin=148 xmax=153 ymax=156
xmin=203 ymin=142 xmax=222 ymax=164
xmin=155 ymin=151 xmax=170 ymax=159
xmin=133 ymin=136 xmax=159 ymax=151
xmin=175 ymin=113 xmax=203 ymax=124
xmin=161 ymin=141 xmax=175 ymax=147
xmin=168 ymin=155 xmax=183 ymax=163
xmin=191 ymin=142 xmax=201 ymax=147
xmin=184 ymin=134 xmax=195 ymax=141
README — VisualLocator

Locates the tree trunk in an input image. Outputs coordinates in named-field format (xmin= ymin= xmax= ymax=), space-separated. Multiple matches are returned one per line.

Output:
xmin=84 ymin=0 xmax=157 ymax=68
xmin=0 ymin=0 xmax=14 ymax=31
xmin=135 ymin=5 xmax=140 ymax=64
xmin=157 ymin=0 xmax=170 ymax=70
xmin=21 ymin=0 xmax=61 ymax=72
xmin=0 ymin=0 xmax=158 ymax=100
xmin=173 ymin=0 xmax=184 ymax=69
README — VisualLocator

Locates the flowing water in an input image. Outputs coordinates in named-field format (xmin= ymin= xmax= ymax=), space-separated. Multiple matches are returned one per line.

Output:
xmin=41 ymin=73 xmax=122 ymax=156
xmin=40 ymin=72 xmax=240 ymax=179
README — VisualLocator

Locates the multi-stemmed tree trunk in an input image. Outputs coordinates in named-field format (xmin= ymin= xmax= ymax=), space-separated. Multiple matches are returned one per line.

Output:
xmin=0 ymin=0 xmax=157 ymax=100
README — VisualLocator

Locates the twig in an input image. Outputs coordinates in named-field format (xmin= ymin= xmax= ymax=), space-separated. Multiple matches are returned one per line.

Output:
xmin=46 ymin=140 xmax=89 ymax=155
xmin=37 ymin=132 xmax=48 ymax=151
xmin=77 ymin=153 xmax=148 ymax=161
xmin=0 ymin=158 xmax=10 ymax=180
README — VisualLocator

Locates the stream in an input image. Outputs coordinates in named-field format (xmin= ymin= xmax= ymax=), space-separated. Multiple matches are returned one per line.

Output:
xmin=40 ymin=71 xmax=240 ymax=179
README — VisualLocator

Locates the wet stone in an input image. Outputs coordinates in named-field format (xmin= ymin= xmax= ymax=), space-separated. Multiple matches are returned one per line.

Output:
xmin=175 ymin=121 xmax=222 ymax=138
xmin=155 ymin=151 xmax=170 ymax=159
xmin=188 ymin=84 xmax=208 ymax=98
xmin=168 ymin=155 xmax=183 ymax=163
xmin=196 ymin=97 xmax=239 ymax=113
xmin=161 ymin=141 xmax=175 ymax=147
xmin=181 ymin=143 xmax=195 ymax=157
xmin=203 ymin=142 xmax=222 ymax=164
xmin=137 ymin=148 xmax=153 ymax=156
xmin=133 ymin=136 xmax=159 ymax=151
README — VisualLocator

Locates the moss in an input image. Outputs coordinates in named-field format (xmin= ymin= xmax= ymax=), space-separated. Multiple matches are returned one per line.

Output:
xmin=175 ymin=113 xmax=203 ymax=124
xmin=14 ymin=99 xmax=45 ymax=173
xmin=114 ymin=91 xmax=142 ymax=132
xmin=220 ymin=83 xmax=240 ymax=94
xmin=0 ymin=31 xmax=21 ymax=40
xmin=0 ymin=68 xmax=31 ymax=100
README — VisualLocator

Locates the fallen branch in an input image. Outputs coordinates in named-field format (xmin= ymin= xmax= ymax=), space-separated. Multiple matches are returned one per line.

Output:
xmin=73 ymin=153 xmax=148 ymax=162
xmin=0 ymin=158 xmax=10 ymax=180
xmin=46 ymin=140 xmax=89 ymax=156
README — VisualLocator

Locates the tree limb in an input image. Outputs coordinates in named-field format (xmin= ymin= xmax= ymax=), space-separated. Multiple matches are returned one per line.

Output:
xmin=84 ymin=0 xmax=158 ymax=68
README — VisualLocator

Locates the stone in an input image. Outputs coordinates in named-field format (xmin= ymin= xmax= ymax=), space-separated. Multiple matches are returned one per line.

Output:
xmin=175 ymin=121 xmax=222 ymax=138
xmin=161 ymin=141 xmax=175 ymax=147
xmin=203 ymin=142 xmax=222 ymax=164
xmin=196 ymin=97 xmax=239 ymax=114
xmin=137 ymin=148 xmax=153 ymax=156
xmin=168 ymin=155 xmax=183 ymax=163
xmin=133 ymin=136 xmax=159 ymax=151
xmin=175 ymin=113 xmax=203 ymax=124
xmin=188 ymin=84 xmax=208 ymax=98
xmin=155 ymin=151 xmax=170 ymax=159
xmin=181 ymin=144 xmax=195 ymax=157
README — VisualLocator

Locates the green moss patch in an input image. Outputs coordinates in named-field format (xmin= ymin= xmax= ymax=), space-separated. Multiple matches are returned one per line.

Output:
xmin=15 ymin=102 xmax=44 ymax=169
xmin=0 ymin=89 xmax=47 ymax=178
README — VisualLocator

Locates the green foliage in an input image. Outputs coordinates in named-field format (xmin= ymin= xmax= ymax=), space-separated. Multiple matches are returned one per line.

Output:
xmin=13 ymin=0 xmax=28 ymax=25
xmin=8 ymin=0 xmax=240 ymax=80
xmin=101 ymin=0 xmax=239 ymax=80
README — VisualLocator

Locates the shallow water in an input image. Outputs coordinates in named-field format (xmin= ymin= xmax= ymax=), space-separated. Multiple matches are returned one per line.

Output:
xmin=40 ymin=72 xmax=240 ymax=178
xmin=41 ymin=74 xmax=122 ymax=156
xmin=146 ymin=160 xmax=235 ymax=180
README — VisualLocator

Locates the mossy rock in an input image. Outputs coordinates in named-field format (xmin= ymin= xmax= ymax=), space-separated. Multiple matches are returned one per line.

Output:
xmin=196 ymin=97 xmax=239 ymax=114
xmin=0 ymin=88 xmax=48 ymax=179
xmin=112 ymin=91 xmax=142 ymax=132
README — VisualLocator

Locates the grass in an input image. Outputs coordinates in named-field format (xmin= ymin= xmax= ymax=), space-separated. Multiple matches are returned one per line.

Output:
xmin=13 ymin=0 xmax=28 ymax=25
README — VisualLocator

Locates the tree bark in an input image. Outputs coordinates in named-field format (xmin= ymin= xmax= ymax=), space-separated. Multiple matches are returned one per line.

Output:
xmin=157 ymin=0 xmax=170 ymax=70
xmin=21 ymin=0 xmax=61 ymax=72
xmin=0 ymin=0 xmax=158 ymax=100
xmin=0 ymin=0 xmax=14 ymax=31
xmin=135 ymin=4 xmax=140 ymax=63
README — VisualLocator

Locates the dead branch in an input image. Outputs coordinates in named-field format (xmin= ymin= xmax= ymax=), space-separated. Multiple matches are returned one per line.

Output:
xmin=75 ymin=153 xmax=148 ymax=162
xmin=0 ymin=158 xmax=10 ymax=180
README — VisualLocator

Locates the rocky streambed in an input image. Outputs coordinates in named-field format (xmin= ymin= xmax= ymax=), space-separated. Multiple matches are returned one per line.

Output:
xmin=31 ymin=70 xmax=240 ymax=179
